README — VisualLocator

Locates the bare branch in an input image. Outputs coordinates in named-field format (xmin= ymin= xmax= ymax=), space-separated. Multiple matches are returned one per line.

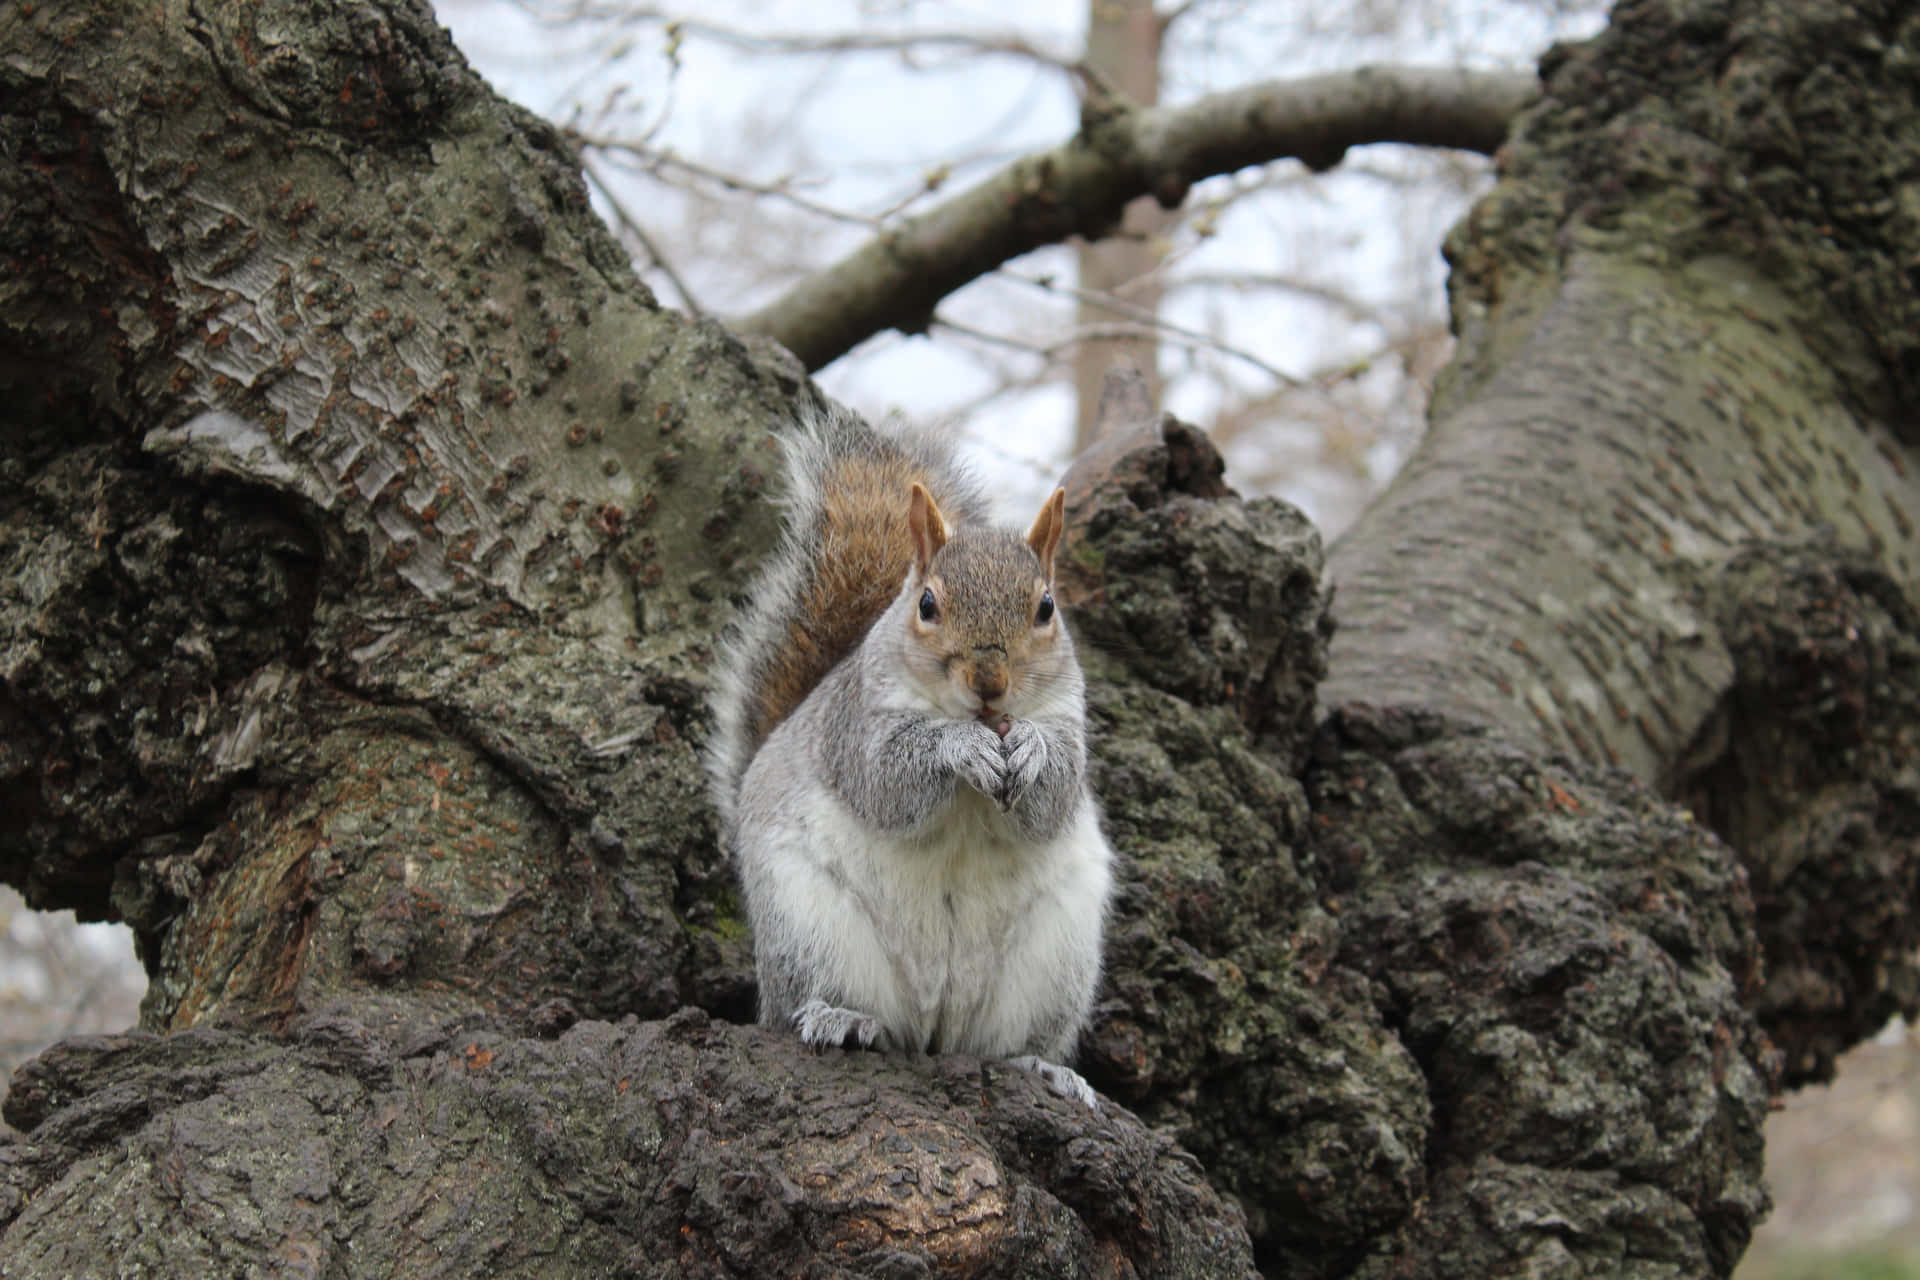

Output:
xmin=579 ymin=134 xmax=883 ymax=229
xmin=1155 ymin=0 xmax=1206 ymax=35
xmin=738 ymin=64 xmax=1536 ymax=370
xmin=994 ymin=268 xmax=1304 ymax=386
xmin=1163 ymin=272 xmax=1396 ymax=327
xmin=934 ymin=313 xmax=1300 ymax=387
xmin=582 ymin=158 xmax=705 ymax=315
xmin=537 ymin=3 xmax=1082 ymax=76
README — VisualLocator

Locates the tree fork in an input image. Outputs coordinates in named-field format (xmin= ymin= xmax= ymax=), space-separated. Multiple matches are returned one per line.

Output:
xmin=1 ymin=0 xmax=1916 ymax=1276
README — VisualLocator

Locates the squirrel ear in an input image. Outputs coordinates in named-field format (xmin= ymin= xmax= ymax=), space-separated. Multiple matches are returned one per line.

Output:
xmin=908 ymin=482 xmax=949 ymax=577
xmin=1025 ymin=487 xmax=1066 ymax=580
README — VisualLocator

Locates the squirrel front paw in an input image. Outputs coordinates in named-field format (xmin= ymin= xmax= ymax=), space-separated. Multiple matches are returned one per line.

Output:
xmin=794 ymin=999 xmax=884 ymax=1050
xmin=943 ymin=719 xmax=1008 ymax=799
xmin=998 ymin=719 xmax=1047 ymax=806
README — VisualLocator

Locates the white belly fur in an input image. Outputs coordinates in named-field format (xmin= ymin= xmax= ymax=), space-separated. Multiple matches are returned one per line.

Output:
xmin=745 ymin=776 xmax=1111 ymax=1057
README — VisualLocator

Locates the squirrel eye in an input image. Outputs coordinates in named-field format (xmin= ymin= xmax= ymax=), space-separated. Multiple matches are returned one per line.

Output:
xmin=918 ymin=587 xmax=939 ymax=622
xmin=1035 ymin=591 xmax=1055 ymax=626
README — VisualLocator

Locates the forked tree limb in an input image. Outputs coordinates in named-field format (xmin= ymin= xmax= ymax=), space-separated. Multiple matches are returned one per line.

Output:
xmin=737 ymin=65 xmax=1537 ymax=370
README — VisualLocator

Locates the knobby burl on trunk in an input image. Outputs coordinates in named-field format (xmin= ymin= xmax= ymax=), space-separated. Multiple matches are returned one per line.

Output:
xmin=0 ymin=2 xmax=1916 ymax=1280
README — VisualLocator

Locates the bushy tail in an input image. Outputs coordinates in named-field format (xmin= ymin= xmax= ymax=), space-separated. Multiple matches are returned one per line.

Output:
xmin=706 ymin=404 xmax=987 ymax=841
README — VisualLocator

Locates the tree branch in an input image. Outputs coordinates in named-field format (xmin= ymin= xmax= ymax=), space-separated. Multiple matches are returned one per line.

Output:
xmin=738 ymin=64 xmax=1536 ymax=370
xmin=538 ymin=2 xmax=1083 ymax=76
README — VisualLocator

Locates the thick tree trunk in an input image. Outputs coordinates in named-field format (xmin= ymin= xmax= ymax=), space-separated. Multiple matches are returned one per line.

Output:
xmin=2 ymin=1 xmax=1916 ymax=1278
xmin=1328 ymin=0 xmax=1920 ymax=1088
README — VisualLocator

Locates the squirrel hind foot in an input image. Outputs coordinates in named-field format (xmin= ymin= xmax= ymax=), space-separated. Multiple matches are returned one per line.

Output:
xmin=1004 ymin=1055 xmax=1099 ymax=1110
xmin=793 ymin=999 xmax=884 ymax=1051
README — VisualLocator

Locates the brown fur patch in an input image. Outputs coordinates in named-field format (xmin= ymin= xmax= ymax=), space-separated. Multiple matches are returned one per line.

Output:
xmin=1024 ymin=488 xmax=1065 ymax=577
xmin=748 ymin=448 xmax=942 ymax=749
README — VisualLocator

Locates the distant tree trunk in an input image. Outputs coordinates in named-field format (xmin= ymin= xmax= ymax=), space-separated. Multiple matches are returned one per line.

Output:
xmin=2 ymin=1 xmax=1917 ymax=1278
xmin=1072 ymin=0 xmax=1169 ymax=449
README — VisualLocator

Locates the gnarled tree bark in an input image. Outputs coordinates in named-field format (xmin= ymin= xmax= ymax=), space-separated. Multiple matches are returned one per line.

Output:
xmin=2 ymin=0 xmax=1916 ymax=1277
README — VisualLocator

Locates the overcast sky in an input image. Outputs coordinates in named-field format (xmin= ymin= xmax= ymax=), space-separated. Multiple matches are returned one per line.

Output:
xmin=435 ymin=0 xmax=1605 ymax=526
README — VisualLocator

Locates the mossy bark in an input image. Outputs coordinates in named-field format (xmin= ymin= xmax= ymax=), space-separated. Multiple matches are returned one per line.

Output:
xmin=2 ymin=0 xmax=1917 ymax=1277
xmin=1329 ymin=0 xmax=1920 ymax=1094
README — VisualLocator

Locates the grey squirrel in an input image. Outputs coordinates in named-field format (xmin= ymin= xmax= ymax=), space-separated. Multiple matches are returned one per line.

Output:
xmin=707 ymin=405 xmax=1114 ymax=1107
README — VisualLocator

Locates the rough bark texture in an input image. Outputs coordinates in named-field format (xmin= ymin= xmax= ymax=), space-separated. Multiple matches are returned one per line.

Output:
xmin=2 ymin=0 xmax=801 ymax=1036
xmin=1674 ymin=542 xmax=1920 ymax=1084
xmin=0 ymin=1010 xmax=1248 ymax=1278
xmin=1311 ymin=710 xmax=1773 ymax=1278
xmin=0 ymin=2 xmax=1258 ymax=1273
xmin=1328 ymin=0 xmax=1920 ymax=1090
xmin=1 ymin=0 xmax=1916 ymax=1277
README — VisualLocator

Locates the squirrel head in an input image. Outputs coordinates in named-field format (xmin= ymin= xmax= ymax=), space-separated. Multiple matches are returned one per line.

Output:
xmin=900 ymin=483 xmax=1069 ymax=721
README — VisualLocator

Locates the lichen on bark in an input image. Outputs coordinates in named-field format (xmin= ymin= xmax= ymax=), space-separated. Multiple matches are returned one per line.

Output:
xmin=4 ymin=0 xmax=1919 ymax=1276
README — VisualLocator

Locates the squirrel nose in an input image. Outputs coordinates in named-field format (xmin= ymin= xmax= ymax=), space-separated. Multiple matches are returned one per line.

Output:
xmin=970 ymin=664 xmax=1008 ymax=704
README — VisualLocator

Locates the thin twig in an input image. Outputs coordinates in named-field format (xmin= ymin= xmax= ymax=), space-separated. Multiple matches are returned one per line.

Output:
xmin=934 ymin=313 xmax=1301 ymax=387
xmin=581 ymin=158 xmax=705 ymax=315
xmin=578 ymin=134 xmax=883 ymax=230
xmin=532 ymin=4 xmax=1082 ymax=77
xmin=994 ymin=268 xmax=1305 ymax=386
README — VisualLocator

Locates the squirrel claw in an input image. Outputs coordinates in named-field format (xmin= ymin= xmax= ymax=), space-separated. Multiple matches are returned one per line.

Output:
xmin=794 ymin=999 xmax=883 ymax=1050
xmin=1004 ymin=1055 xmax=1099 ymax=1109
xmin=998 ymin=719 xmax=1045 ymax=807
